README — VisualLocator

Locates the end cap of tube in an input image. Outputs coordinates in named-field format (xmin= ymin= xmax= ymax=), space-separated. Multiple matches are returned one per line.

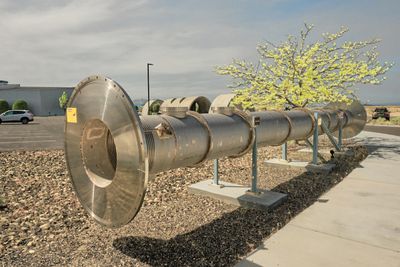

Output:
xmin=65 ymin=75 xmax=148 ymax=228
xmin=325 ymin=100 xmax=367 ymax=138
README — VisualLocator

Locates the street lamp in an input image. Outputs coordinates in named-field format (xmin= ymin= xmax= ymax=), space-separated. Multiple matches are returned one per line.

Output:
xmin=147 ymin=63 xmax=153 ymax=115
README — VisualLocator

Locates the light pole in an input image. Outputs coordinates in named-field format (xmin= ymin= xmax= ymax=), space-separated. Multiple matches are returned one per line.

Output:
xmin=147 ymin=63 xmax=153 ymax=115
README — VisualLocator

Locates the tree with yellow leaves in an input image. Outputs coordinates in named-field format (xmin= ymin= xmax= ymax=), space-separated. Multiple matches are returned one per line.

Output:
xmin=216 ymin=24 xmax=393 ymax=110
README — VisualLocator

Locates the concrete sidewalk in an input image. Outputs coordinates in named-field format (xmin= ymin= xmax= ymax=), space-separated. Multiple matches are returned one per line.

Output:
xmin=237 ymin=131 xmax=400 ymax=267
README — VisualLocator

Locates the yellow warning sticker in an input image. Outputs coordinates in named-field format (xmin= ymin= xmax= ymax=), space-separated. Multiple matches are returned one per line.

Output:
xmin=66 ymin=107 xmax=77 ymax=123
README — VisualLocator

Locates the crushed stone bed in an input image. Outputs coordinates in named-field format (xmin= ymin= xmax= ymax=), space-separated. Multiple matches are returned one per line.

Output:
xmin=0 ymin=140 xmax=367 ymax=266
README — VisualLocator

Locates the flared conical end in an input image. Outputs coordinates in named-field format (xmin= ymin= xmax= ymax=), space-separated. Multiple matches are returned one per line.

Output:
xmin=325 ymin=100 xmax=367 ymax=139
xmin=65 ymin=75 xmax=148 ymax=228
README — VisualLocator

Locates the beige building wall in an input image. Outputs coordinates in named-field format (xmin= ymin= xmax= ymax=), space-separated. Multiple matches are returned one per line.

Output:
xmin=0 ymin=84 xmax=73 ymax=116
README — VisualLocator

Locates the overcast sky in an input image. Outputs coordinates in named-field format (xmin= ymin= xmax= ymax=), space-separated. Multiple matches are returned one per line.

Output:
xmin=1 ymin=0 xmax=399 ymax=104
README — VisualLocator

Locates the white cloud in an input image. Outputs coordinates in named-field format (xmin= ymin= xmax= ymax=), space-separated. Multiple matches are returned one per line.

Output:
xmin=0 ymin=0 xmax=399 ymax=103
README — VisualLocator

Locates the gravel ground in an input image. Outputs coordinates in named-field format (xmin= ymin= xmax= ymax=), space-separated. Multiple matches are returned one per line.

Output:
xmin=0 ymin=140 xmax=367 ymax=266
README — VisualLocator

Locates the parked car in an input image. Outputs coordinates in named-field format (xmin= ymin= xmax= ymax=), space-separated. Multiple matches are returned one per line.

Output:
xmin=372 ymin=107 xmax=390 ymax=121
xmin=0 ymin=110 xmax=34 ymax=124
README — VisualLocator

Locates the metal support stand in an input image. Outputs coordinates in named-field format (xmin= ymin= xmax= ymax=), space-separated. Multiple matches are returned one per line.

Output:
xmin=282 ymin=142 xmax=288 ymax=161
xmin=302 ymin=113 xmax=346 ymax=163
xmin=191 ymin=113 xmax=286 ymax=210
xmin=249 ymin=116 xmax=260 ymax=193
xmin=312 ymin=112 xmax=319 ymax=165
xmin=213 ymin=159 xmax=219 ymax=185
xmin=250 ymin=123 xmax=258 ymax=193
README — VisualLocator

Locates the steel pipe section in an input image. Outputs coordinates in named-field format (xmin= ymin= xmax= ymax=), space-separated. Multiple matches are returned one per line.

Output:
xmin=160 ymin=96 xmax=211 ymax=113
xmin=209 ymin=93 xmax=236 ymax=110
xmin=141 ymin=110 xmax=252 ymax=174
xmin=65 ymin=76 xmax=366 ymax=228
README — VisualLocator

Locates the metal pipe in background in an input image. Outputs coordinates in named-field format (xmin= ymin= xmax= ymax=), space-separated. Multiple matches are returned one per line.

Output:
xmin=160 ymin=96 xmax=211 ymax=113
xmin=64 ymin=76 xmax=367 ymax=228
xmin=141 ymin=99 xmax=163 ymax=115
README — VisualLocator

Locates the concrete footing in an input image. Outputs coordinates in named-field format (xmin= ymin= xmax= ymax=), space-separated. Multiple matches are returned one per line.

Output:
xmin=188 ymin=179 xmax=287 ymax=210
xmin=297 ymin=147 xmax=354 ymax=157
xmin=264 ymin=158 xmax=335 ymax=174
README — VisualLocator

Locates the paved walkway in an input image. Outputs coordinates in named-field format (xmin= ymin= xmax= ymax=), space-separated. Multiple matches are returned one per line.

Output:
xmin=364 ymin=125 xmax=400 ymax=137
xmin=237 ymin=131 xmax=400 ymax=267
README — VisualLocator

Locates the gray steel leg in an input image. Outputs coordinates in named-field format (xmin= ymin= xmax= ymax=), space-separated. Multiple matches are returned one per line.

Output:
xmin=338 ymin=121 xmax=343 ymax=150
xmin=251 ymin=126 xmax=258 ymax=193
xmin=312 ymin=112 xmax=319 ymax=165
xmin=213 ymin=159 xmax=219 ymax=185
xmin=282 ymin=142 xmax=288 ymax=161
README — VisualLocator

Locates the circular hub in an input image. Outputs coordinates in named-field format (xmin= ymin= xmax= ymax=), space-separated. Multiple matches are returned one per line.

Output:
xmin=65 ymin=76 xmax=148 ymax=228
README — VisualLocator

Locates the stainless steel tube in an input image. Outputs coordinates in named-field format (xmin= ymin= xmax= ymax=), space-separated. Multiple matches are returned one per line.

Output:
xmin=64 ymin=76 xmax=367 ymax=228
xmin=142 ymin=111 xmax=253 ymax=174
xmin=142 ymin=107 xmax=355 ymax=176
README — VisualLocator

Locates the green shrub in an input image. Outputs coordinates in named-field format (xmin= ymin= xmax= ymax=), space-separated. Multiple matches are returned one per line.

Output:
xmin=12 ymin=99 xmax=28 ymax=110
xmin=0 ymin=99 xmax=9 ymax=114
xmin=59 ymin=91 xmax=69 ymax=110
xmin=191 ymin=102 xmax=200 ymax=112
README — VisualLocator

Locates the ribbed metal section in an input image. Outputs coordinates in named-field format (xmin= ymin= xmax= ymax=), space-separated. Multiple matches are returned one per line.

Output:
xmin=140 ymin=116 xmax=160 ymax=174
xmin=139 ymin=101 xmax=366 ymax=175
xmin=251 ymin=111 xmax=291 ymax=146
xmin=202 ymin=113 xmax=251 ymax=159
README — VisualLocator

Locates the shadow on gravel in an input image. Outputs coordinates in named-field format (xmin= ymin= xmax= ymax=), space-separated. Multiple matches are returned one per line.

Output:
xmin=113 ymin=146 xmax=367 ymax=266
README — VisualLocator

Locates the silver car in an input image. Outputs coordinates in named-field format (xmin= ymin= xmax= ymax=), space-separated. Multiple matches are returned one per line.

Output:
xmin=0 ymin=110 xmax=34 ymax=124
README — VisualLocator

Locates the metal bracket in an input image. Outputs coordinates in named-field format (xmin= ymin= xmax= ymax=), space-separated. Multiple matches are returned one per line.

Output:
xmin=154 ymin=122 xmax=173 ymax=139
xmin=337 ymin=116 xmax=343 ymax=149
xmin=321 ymin=120 xmax=341 ymax=152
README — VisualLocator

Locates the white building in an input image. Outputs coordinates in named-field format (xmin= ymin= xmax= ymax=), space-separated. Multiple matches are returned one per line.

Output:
xmin=0 ymin=81 xmax=73 ymax=116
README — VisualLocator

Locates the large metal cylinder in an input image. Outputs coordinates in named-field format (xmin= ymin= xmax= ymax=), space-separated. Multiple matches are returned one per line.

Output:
xmin=65 ymin=76 xmax=367 ymax=228
xmin=142 ymin=110 xmax=253 ymax=174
